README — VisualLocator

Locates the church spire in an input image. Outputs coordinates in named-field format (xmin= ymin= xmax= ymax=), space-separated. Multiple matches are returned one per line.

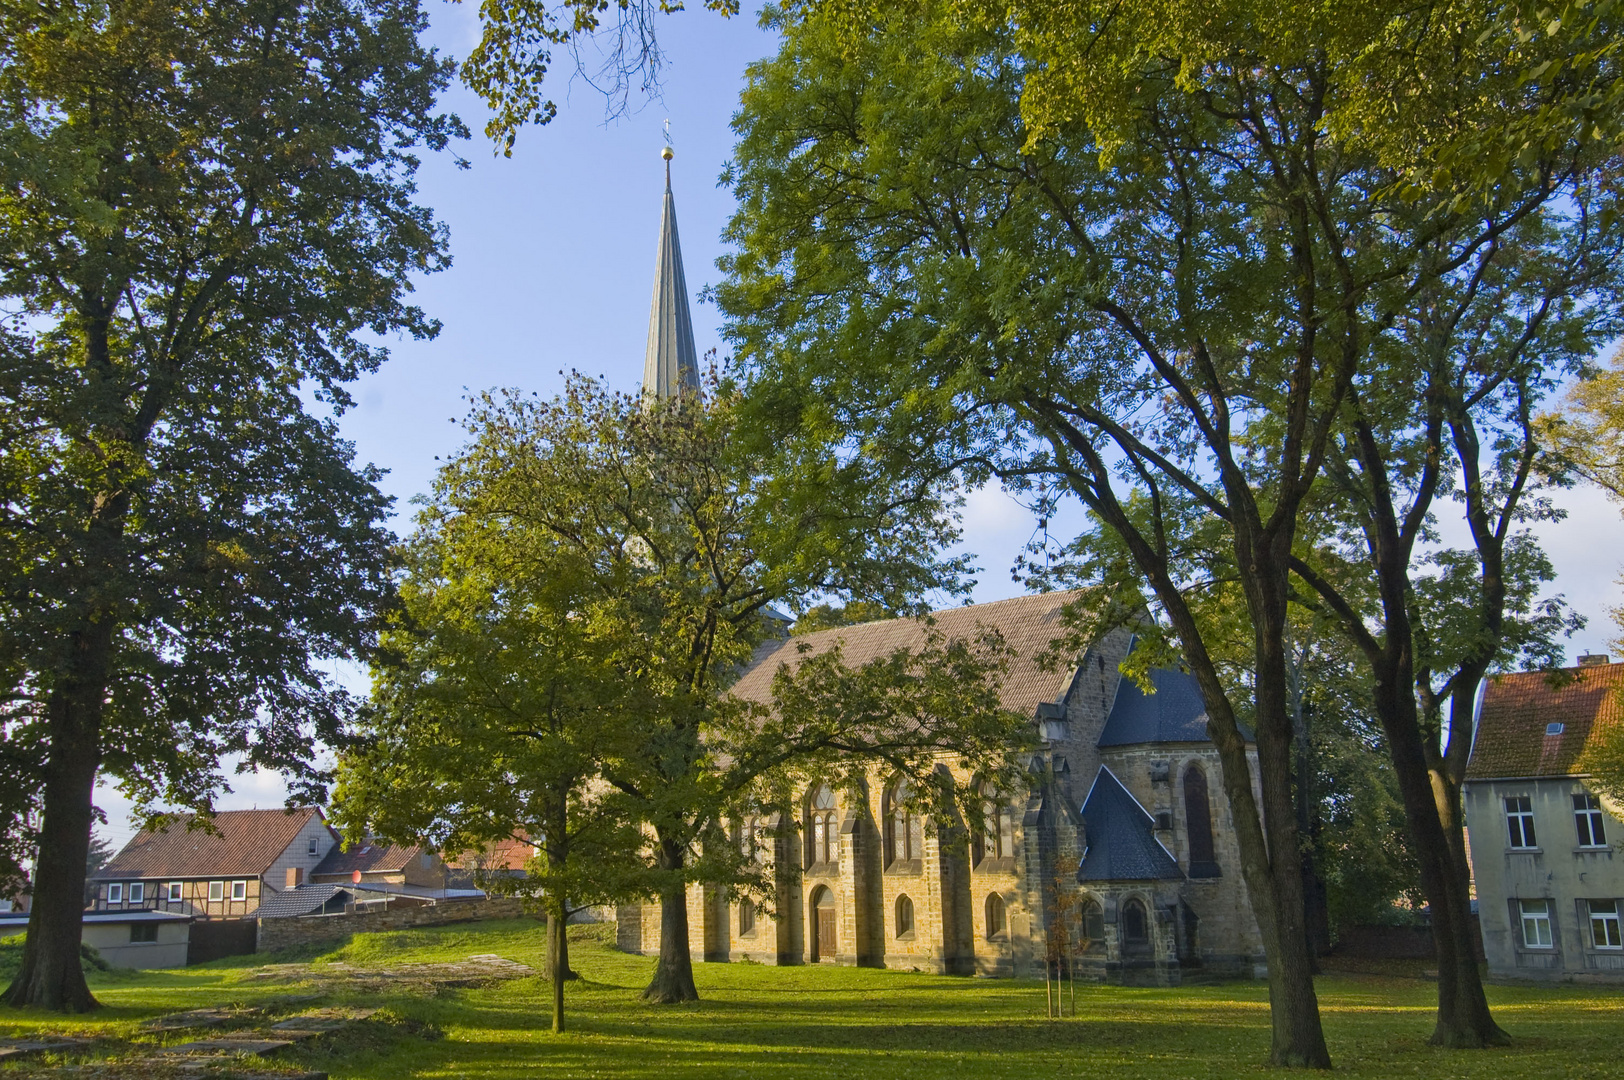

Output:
xmin=643 ymin=143 xmax=700 ymax=401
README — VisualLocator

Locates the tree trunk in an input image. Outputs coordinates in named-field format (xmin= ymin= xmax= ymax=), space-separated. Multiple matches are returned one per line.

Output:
xmin=1370 ymin=669 xmax=1507 ymax=1048
xmin=1167 ymin=572 xmax=1332 ymax=1068
xmin=546 ymin=900 xmax=568 ymax=1033
xmin=642 ymin=838 xmax=698 ymax=1003
xmin=544 ymin=911 xmax=577 ymax=983
xmin=3 ymin=630 xmax=111 ymax=1012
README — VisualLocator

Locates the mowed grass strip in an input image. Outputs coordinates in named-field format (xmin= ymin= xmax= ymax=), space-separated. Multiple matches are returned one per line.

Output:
xmin=1 ymin=919 xmax=1620 ymax=1079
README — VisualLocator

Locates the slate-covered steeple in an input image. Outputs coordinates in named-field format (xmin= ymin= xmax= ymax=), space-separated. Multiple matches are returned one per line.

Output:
xmin=643 ymin=146 xmax=701 ymax=401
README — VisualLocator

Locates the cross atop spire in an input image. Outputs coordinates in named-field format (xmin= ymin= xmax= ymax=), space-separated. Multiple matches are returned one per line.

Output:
xmin=643 ymin=142 xmax=700 ymax=402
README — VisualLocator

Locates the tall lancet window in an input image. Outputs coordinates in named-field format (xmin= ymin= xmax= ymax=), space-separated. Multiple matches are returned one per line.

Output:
xmin=1183 ymin=765 xmax=1220 ymax=878
xmin=805 ymin=785 xmax=837 ymax=868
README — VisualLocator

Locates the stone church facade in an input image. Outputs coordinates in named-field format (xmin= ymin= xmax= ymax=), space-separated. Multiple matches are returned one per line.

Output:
xmin=616 ymin=155 xmax=1263 ymax=984
xmin=617 ymin=592 xmax=1266 ymax=985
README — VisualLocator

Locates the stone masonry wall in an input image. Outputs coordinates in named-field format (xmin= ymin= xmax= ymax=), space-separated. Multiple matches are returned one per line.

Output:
xmin=256 ymin=896 xmax=530 ymax=953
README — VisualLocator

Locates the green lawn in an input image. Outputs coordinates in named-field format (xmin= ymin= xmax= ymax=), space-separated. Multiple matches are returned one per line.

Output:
xmin=2 ymin=919 xmax=1621 ymax=1078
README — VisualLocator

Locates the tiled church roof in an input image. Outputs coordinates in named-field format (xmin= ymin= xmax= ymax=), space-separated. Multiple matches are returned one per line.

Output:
xmin=729 ymin=590 xmax=1092 ymax=718
xmin=1077 ymin=767 xmax=1183 ymax=882
xmin=1466 ymin=661 xmax=1624 ymax=780
xmin=1097 ymin=666 xmax=1213 ymax=746
xmin=98 ymin=808 xmax=325 ymax=880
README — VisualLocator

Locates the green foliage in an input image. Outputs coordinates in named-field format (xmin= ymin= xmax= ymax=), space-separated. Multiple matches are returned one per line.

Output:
xmin=0 ymin=0 xmax=462 ymax=894
xmin=457 ymin=0 xmax=740 ymax=151
xmin=790 ymin=601 xmax=895 ymax=635
xmin=337 ymin=374 xmax=1018 ymax=1003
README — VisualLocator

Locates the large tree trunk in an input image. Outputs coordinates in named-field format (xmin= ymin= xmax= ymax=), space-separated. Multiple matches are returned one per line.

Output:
xmin=1250 ymin=621 xmax=1333 ymax=1068
xmin=642 ymin=837 xmax=697 ymax=1003
xmin=3 ymin=627 xmax=112 ymax=1012
xmin=1163 ymin=564 xmax=1331 ymax=1068
xmin=1371 ymin=668 xmax=1507 ymax=1048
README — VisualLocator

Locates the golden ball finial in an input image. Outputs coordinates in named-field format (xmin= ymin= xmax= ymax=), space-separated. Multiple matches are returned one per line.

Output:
xmin=661 ymin=145 xmax=674 ymax=160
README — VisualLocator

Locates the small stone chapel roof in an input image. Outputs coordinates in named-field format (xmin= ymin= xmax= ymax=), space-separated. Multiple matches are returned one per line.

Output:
xmin=1077 ymin=767 xmax=1183 ymax=882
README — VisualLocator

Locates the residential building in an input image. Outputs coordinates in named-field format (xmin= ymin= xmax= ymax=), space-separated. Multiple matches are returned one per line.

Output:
xmin=0 ymin=910 xmax=191 ymax=970
xmin=309 ymin=840 xmax=459 ymax=897
xmin=90 ymin=807 xmax=338 ymax=920
xmin=1464 ymin=658 xmax=1624 ymax=981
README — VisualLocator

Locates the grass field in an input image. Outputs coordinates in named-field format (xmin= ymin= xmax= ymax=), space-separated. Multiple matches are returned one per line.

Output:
xmin=2 ymin=919 xmax=1622 ymax=1078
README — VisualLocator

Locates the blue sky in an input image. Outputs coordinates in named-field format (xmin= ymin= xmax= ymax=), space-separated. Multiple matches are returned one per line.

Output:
xmin=90 ymin=2 xmax=1624 ymax=848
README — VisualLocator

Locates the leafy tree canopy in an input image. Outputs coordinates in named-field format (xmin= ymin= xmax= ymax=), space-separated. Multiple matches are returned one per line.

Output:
xmin=0 ymin=0 xmax=461 ymax=1010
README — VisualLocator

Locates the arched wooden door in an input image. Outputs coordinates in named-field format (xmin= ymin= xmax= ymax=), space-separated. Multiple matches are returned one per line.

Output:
xmin=811 ymin=886 xmax=836 ymax=962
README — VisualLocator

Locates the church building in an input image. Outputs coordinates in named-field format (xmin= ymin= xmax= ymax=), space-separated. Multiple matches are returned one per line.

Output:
xmin=614 ymin=152 xmax=1266 ymax=985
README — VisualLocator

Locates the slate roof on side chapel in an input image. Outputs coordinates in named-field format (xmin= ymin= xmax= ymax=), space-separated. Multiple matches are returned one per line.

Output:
xmin=98 ymin=808 xmax=326 ymax=881
xmin=1097 ymin=666 xmax=1214 ymax=746
xmin=1077 ymin=767 xmax=1184 ymax=882
xmin=728 ymin=590 xmax=1091 ymax=719
xmin=1466 ymin=661 xmax=1624 ymax=780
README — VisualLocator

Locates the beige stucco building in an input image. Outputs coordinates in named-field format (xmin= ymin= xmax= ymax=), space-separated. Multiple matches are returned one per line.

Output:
xmin=618 ymin=592 xmax=1266 ymax=984
xmin=1465 ymin=659 xmax=1624 ymax=981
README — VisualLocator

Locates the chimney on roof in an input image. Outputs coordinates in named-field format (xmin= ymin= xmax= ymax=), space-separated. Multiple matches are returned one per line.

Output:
xmin=1579 ymin=653 xmax=1610 ymax=666
xmin=286 ymin=867 xmax=303 ymax=888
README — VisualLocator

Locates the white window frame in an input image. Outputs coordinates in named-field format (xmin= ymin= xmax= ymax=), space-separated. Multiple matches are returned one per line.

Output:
xmin=208 ymin=880 xmax=224 ymax=902
xmin=107 ymin=883 xmax=123 ymax=903
xmin=1519 ymin=898 xmax=1554 ymax=948
xmin=167 ymin=882 xmax=183 ymax=902
xmin=308 ymin=836 xmax=319 ymax=855
xmin=1505 ymin=795 xmax=1538 ymax=849
xmin=128 ymin=882 xmax=144 ymax=903
xmin=231 ymin=880 xmax=247 ymax=901
xmin=1574 ymin=792 xmax=1609 ymax=848
xmin=1589 ymin=900 xmax=1623 ymax=949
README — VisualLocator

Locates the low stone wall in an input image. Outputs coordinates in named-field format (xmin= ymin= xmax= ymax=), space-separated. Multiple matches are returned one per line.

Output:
xmin=1330 ymin=919 xmax=1485 ymax=961
xmin=257 ymin=896 xmax=532 ymax=953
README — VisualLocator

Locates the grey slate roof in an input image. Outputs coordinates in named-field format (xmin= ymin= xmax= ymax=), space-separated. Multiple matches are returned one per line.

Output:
xmin=255 ymin=885 xmax=352 ymax=919
xmin=643 ymin=159 xmax=700 ymax=401
xmin=1097 ymin=666 xmax=1213 ymax=746
xmin=1077 ymin=767 xmax=1183 ymax=882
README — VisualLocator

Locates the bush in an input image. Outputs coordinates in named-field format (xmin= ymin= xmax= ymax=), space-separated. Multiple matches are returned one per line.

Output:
xmin=0 ymin=935 xmax=110 ymax=982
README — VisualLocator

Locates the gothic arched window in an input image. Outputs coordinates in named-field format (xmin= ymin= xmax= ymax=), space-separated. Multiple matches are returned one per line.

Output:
xmin=884 ymin=779 xmax=923 ymax=868
xmin=895 ymin=894 xmax=915 ymax=936
xmin=1122 ymin=898 xmax=1150 ymax=956
xmin=805 ymin=785 xmax=837 ymax=868
xmin=985 ymin=892 xmax=1007 ymax=938
xmin=1183 ymin=766 xmax=1220 ymax=878
xmin=1080 ymin=899 xmax=1105 ymax=953
xmin=976 ymin=781 xmax=1015 ymax=864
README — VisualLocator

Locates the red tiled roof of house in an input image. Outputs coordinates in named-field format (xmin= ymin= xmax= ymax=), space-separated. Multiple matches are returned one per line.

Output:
xmin=729 ymin=590 xmax=1093 ymax=718
xmin=311 ymin=841 xmax=422 ymax=877
xmin=1466 ymin=662 xmax=1624 ymax=780
xmin=99 ymin=808 xmax=325 ymax=880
